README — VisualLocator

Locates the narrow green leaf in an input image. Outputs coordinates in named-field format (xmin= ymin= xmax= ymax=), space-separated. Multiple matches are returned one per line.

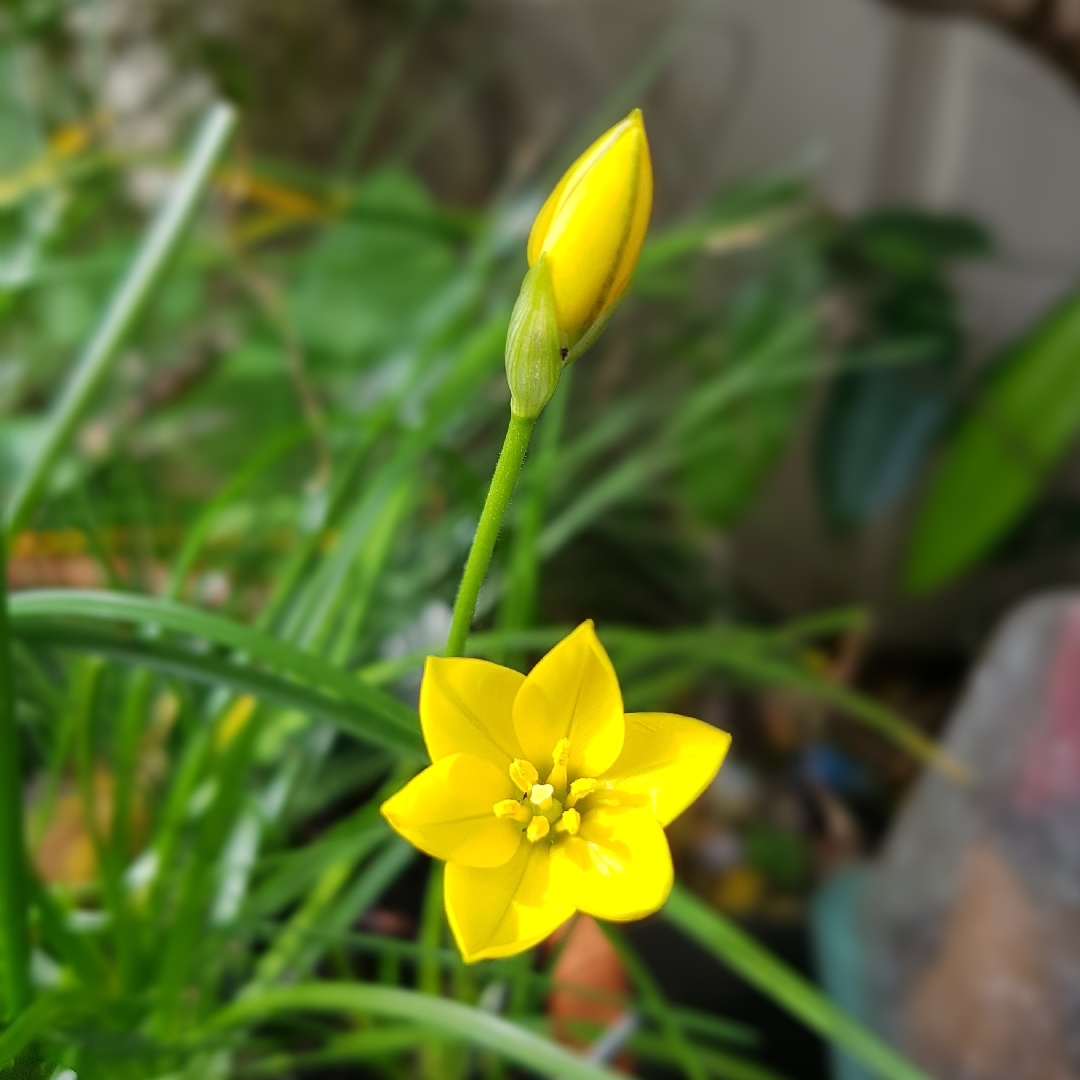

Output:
xmin=14 ymin=623 xmax=423 ymax=756
xmin=663 ymin=886 xmax=935 ymax=1080
xmin=5 ymin=103 xmax=237 ymax=534
xmin=9 ymin=590 xmax=424 ymax=755
xmin=211 ymin=982 xmax=631 ymax=1080
xmin=905 ymin=291 xmax=1080 ymax=592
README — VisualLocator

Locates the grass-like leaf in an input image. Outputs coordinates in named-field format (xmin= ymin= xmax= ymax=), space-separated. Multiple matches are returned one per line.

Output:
xmin=212 ymin=982 xmax=631 ymax=1080
xmin=663 ymin=886 xmax=935 ymax=1080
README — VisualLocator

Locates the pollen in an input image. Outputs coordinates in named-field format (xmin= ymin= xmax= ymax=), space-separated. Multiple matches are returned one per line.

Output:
xmin=555 ymin=808 xmax=581 ymax=835
xmin=493 ymin=799 xmax=531 ymax=824
xmin=510 ymin=759 xmax=539 ymax=794
xmin=566 ymin=777 xmax=598 ymax=808
xmin=526 ymin=816 xmax=550 ymax=843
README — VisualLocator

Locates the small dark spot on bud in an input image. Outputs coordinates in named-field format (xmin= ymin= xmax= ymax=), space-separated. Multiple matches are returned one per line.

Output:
xmin=560 ymin=347 xmax=568 ymax=359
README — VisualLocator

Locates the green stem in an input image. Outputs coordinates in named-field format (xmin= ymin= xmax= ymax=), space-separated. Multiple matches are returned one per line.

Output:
xmin=4 ymin=102 xmax=236 ymax=537
xmin=0 ymin=538 xmax=31 ymax=1019
xmin=445 ymin=413 xmax=535 ymax=658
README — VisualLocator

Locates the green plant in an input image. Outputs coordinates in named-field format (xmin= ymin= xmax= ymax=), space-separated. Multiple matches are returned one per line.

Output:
xmin=0 ymin=69 xmax=947 ymax=1080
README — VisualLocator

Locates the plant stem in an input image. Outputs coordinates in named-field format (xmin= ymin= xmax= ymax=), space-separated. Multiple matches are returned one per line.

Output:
xmin=4 ymin=102 xmax=237 ymax=537
xmin=445 ymin=413 xmax=535 ymax=658
xmin=0 ymin=538 xmax=31 ymax=1019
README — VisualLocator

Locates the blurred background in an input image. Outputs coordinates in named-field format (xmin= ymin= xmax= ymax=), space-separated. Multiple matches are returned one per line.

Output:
xmin=5 ymin=1 xmax=1080 ymax=1078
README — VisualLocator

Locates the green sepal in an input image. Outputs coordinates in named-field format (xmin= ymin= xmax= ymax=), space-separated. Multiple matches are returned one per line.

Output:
xmin=505 ymin=256 xmax=562 ymax=420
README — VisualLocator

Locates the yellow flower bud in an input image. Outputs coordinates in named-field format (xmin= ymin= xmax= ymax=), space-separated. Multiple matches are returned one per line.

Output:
xmin=527 ymin=108 xmax=653 ymax=358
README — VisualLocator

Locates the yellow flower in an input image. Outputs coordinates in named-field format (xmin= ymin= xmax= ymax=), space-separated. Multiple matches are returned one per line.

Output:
xmin=527 ymin=109 xmax=653 ymax=356
xmin=381 ymin=622 xmax=729 ymax=962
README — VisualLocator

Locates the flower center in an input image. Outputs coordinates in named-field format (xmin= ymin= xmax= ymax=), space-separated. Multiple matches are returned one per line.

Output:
xmin=492 ymin=737 xmax=596 ymax=844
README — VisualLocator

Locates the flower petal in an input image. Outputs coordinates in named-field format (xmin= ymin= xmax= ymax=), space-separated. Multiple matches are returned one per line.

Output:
xmin=552 ymin=806 xmax=673 ymax=921
xmin=445 ymin=841 xmax=575 ymax=962
xmin=420 ymin=656 xmax=525 ymax=769
xmin=528 ymin=112 xmax=651 ymax=344
xmin=513 ymin=622 xmax=624 ymax=779
xmin=597 ymin=712 xmax=731 ymax=826
xmin=381 ymin=753 xmax=521 ymax=869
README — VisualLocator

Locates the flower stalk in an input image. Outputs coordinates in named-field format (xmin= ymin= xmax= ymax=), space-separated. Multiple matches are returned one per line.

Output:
xmin=0 ymin=537 xmax=31 ymax=1019
xmin=446 ymin=414 xmax=535 ymax=658
xmin=444 ymin=109 xmax=653 ymax=657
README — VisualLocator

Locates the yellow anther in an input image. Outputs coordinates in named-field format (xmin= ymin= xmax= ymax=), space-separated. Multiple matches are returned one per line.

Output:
xmin=493 ymin=799 xmax=531 ymax=824
xmin=555 ymin=808 xmax=581 ymax=835
xmin=510 ymin=759 xmax=539 ymax=794
xmin=546 ymin=737 xmax=571 ymax=791
xmin=526 ymin=816 xmax=550 ymax=843
xmin=529 ymin=783 xmax=555 ymax=812
xmin=566 ymin=777 xmax=597 ymax=808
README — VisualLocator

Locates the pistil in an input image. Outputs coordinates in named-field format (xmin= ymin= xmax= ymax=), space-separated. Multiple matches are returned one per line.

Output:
xmin=545 ymin=737 xmax=571 ymax=795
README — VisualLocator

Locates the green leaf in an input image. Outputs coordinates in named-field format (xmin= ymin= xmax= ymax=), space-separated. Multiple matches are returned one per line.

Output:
xmin=8 ymin=590 xmax=425 ymax=756
xmin=663 ymin=887 xmax=934 ymax=1080
xmin=211 ymin=982 xmax=630 ymax=1080
xmin=905 ymin=290 xmax=1080 ymax=592
xmin=815 ymin=354 xmax=949 ymax=530
xmin=4 ymin=103 xmax=237 ymax=534
xmin=833 ymin=211 xmax=990 ymax=282
xmin=678 ymin=296 xmax=820 ymax=527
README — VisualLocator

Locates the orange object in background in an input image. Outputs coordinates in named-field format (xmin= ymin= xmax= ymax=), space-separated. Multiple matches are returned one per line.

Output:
xmin=547 ymin=915 xmax=632 ymax=1059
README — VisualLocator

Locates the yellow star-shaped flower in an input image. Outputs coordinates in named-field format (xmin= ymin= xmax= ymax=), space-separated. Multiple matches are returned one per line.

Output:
xmin=381 ymin=621 xmax=731 ymax=962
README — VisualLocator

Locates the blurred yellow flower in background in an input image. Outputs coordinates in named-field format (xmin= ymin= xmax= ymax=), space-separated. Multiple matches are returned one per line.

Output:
xmin=381 ymin=621 xmax=729 ymax=962
xmin=527 ymin=109 xmax=653 ymax=356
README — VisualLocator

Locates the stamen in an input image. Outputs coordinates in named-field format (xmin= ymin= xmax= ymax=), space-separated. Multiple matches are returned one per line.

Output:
xmin=565 ymin=777 xmax=597 ymax=808
xmin=510 ymin=759 xmax=539 ymax=794
xmin=529 ymin=783 xmax=554 ymax=812
xmin=545 ymin=736 xmax=571 ymax=792
xmin=526 ymin=816 xmax=550 ymax=842
xmin=555 ymin=808 xmax=581 ymax=835
xmin=493 ymin=799 xmax=531 ymax=824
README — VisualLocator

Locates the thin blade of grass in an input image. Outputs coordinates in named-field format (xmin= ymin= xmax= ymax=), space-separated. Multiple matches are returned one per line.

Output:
xmin=9 ymin=590 xmax=424 ymax=754
xmin=5 ymin=102 xmax=237 ymax=535
xmin=13 ymin=623 xmax=423 ymax=757
xmin=211 ymin=982 xmax=633 ymax=1080
xmin=663 ymin=886 xmax=936 ymax=1080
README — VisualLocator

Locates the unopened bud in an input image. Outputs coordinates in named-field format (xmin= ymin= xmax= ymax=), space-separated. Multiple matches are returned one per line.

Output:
xmin=527 ymin=108 xmax=652 ymax=362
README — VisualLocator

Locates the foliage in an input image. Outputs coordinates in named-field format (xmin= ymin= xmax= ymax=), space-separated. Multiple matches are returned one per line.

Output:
xmin=0 ymin=9 xmax=1010 ymax=1079
xmin=905 ymin=291 xmax=1080 ymax=592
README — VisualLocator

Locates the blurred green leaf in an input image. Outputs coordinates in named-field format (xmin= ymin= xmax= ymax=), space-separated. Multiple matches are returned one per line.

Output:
xmin=212 ymin=982 xmax=631 ymax=1080
xmin=663 ymin=886 xmax=934 ymax=1080
xmin=834 ymin=210 xmax=990 ymax=281
xmin=679 ymin=285 xmax=821 ymax=526
xmin=815 ymin=354 xmax=949 ymax=530
xmin=8 ymin=590 xmax=425 ymax=755
xmin=905 ymin=289 xmax=1080 ymax=592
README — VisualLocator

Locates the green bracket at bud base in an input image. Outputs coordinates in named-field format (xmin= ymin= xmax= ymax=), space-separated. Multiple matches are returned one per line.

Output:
xmin=504 ymin=255 xmax=563 ymax=420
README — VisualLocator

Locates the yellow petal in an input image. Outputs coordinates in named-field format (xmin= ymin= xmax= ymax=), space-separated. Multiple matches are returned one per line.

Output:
xmin=420 ymin=656 xmax=525 ymax=769
xmin=445 ymin=841 xmax=575 ymax=962
xmin=597 ymin=712 xmax=731 ymax=826
xmin=380 ymin=753 xmax=521 ymax=869
xmin=527 ymin=109 xmax=652 ymax=345
xmin=552 ymin=806 xmax=673 ymax=921
xmin=512 ymin=621 xmax=624 ymax=780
